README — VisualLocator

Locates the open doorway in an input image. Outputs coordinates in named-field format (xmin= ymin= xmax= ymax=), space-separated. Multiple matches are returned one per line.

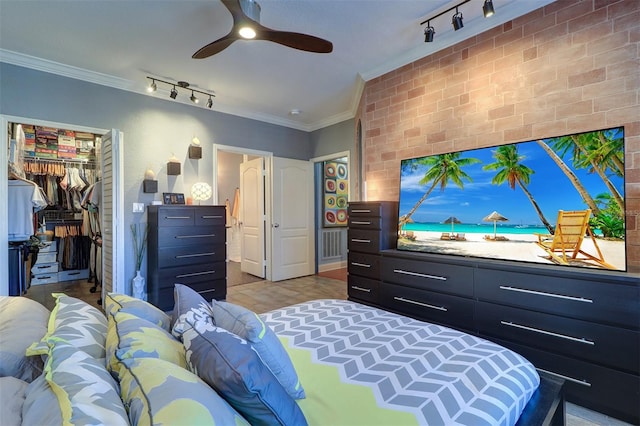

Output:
xmin=214 ymin=145 xmax=269 ymax=286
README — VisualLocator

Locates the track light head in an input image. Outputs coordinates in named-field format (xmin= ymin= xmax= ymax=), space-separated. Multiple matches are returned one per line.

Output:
xmin=190 ymin=91 xmax=199 ymax=104
xmin=147 ymin=79 xmax=157 ymax=93
xmin=483 ymin=0 xmax=495 ymax=18
xmin=170 ymin=86 xmax=178 ymax=99
xmin=206 ymin=96 xmax=213 ymax=108
xmin=452 ymin=7 xmax=463 ymax=31
xmin=424 ymin=23 xmax=435 ymax=43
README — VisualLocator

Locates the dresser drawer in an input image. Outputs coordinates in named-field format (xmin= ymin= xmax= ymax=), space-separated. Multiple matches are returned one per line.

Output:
xmin=31 ymin=273 xmax=59 ymax=285
xmin=194 ymin=207 xmax=226 ymax=226
xmin=382 ymin=256 xmax=474 ymax=297
xmin=348 ymin=217 xmax=381 ymax=230
xmin=381 ymin=283 xmax=474 ymax=331
xmin=58 ymin=269 xmax=89 ymax=282
xmin=34 ymin=252 xmax=56 ymax=265
xmin=31 ymin=262 xmax=59 ymax=274
xmin=348 ymin=203 xmax=383 ymax=218
xmin=158 ymin=261 xmax=226 ymax=289
xmin=348 ymin=229 xmax=381 ymax=253
xmin=157 ymin=208 xmax=195 ymax=227
xmin=489 ymin=337 xmax=640 ymax=425
xmin=475 ymin=268 xmax=640 ymax=329
xmin=476 ymin=301 xmax=639 ymax=374
xmin=348 ymin=252 xmax=381 ymax=279
xmin=158 ymin=225 xmax=225 ymax=248
xmin=158 ymin=243 xmax=226 ymax=268
xmin=150 ymin=278 xmax=227 ymax=312
xmin=347 ymin=275 xmax=380 ymax=304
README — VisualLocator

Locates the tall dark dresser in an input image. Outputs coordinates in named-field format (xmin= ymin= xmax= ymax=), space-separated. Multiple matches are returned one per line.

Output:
xmin=346 ymin=201 xmax=398 ymax=306
xmin=147 ymin=205 xmax=227 ymax=311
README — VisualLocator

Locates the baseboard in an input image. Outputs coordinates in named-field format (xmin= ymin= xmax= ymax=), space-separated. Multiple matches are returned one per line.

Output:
xmin=318 ymin=260 xmax=347 ymax=273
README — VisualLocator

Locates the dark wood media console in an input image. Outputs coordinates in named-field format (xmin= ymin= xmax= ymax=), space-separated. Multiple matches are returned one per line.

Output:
xmin=347 ymin=202 xmax=639 ymax=424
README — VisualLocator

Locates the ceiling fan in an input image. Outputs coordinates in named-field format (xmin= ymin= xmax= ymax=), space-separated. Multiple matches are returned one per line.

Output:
xmin=193 ymin=0 xmax=333 ymax=59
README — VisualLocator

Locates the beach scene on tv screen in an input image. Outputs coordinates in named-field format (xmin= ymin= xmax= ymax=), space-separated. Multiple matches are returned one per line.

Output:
xmin=397 ymin=126 xmax=626 ymax=271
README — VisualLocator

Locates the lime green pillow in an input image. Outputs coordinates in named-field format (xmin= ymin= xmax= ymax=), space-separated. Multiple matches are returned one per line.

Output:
xmin=106 ymin=311 xmax=186 ymax=381
xmin=105 ymin=293 xmax=171 ymax=330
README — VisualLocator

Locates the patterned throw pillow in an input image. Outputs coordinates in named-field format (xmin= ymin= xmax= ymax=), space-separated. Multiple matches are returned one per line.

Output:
xmin=176 ymin=305 xmax=308 ymax=425
xmin=212 ymin=300 xmax=306 ymax=399
xmin=42 ymin=337 xmax=129 ymax=425
xmin=27 ymin=293 xmax=107 ymax=359
xmin=117 ymin=357 xmax=249 ymax=426
xmin=105 ymin=293 xmax=171 ymax=331
xmin=106 ymin=311 xmax=186 ymax=381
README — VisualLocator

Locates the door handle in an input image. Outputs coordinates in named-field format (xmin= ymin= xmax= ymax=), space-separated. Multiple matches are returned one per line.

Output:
xmin=273 ymin=223 xmax=280 ymax=228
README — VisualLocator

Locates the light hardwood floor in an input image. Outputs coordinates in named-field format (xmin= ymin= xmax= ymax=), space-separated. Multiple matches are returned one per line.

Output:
xmin=23 ymin=269 xmax=630 ymax=426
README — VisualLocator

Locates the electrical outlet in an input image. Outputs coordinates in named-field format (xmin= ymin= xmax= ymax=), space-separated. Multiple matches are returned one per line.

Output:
xmin=132 ymin=202 xmax=145 ymax=213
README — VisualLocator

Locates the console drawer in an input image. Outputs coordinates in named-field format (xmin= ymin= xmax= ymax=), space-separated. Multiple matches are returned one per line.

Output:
xmin=382 ymin=256 xmax=473 ymax=297
xmin=381 ymin=283 xmax=474 ymax=330
xmin=475 ymin=268 xmax=639 ymax=329
xmin=489 ymin=337 xmax=640 ymax=425
xmin=348 ymin=252 xmax=381 ymax=280
xmin=347 ymin=275 xmax=380 ymax=304
xmin=476 ymin=301 xmax=639 ymax=374
xmin=348 ymin=229 xmax=381 ymax=253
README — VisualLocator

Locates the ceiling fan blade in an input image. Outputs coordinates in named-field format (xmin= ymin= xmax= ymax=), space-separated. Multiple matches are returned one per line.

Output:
xmin=258 ymin=28 xmax=333 ymax=53
xmin=193 ymin=33 xmax=238 ymax=59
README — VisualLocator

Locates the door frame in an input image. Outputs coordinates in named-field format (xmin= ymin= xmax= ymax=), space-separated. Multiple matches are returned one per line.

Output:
xmin=0 ymin=114 xmax=123 ymax=295
xmin=212 ymin=144 xmax=274 ymax=280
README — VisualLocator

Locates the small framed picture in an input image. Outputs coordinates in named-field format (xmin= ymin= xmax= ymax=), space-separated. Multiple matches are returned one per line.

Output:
xmin=163 ymin=192 xmax=185 ymax=205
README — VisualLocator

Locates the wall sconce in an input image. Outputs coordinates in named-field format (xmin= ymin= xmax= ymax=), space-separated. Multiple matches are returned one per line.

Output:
xmin=191 ymin=182 xmax=212 ymax=205
xmin=189 ymin=136 xmax=202 ymax=159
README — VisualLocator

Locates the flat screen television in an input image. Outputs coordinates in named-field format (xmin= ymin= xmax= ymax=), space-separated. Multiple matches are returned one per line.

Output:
xmin=397 ymin=126 xmax=626 ymax=272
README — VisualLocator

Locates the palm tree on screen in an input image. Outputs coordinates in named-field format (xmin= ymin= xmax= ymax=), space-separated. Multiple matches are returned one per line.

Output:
xmin=483 ymin=144 xmax=554 ymax=233
xmin=400 ymin=153 xmax=480 ymax=225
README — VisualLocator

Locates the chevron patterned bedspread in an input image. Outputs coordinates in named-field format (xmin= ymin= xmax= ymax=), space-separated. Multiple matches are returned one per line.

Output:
xmin=262 ymin=299 xmax=540 ymax=426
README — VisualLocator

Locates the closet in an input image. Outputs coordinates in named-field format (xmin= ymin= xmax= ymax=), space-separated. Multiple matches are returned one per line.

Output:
xmin=7 ymin=121 xmax=102 ymax=296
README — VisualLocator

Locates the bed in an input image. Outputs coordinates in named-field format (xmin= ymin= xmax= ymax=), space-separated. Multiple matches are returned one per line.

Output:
xmin=0 ymin=292 xmax=564 ymax=425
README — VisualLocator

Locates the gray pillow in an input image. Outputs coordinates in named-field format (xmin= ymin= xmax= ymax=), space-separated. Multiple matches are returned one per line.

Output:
xmin=0 ymin=376 xmax=28 ymax=426
xmin=212 ymin=300 xmax=306 ymax=399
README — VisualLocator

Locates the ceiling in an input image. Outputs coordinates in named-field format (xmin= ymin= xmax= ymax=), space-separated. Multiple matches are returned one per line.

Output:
xmin=0 ymin=0 xmax=552 ymax=131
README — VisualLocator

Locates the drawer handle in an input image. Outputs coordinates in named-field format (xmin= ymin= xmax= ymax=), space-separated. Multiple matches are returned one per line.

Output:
xmin=35 ymin=265 xmax=53 ymax=269
xmin=67 ymin=272 xmax=81 ymax=276
xmin=176 ymin=270 xmax=218 ymax=278
xmin=351 ymin=221 xmax=371 ymax=225
xmin=351 ymin=209 xmax=372 ymax=213
xmin=37 ymin=276 xmax=53 ymax=279
xmin=351 ymin=238 xmax=371 ymax=243
xmin=201 ymin=215 xmax=223 ymax=219
xmin=175 ymin=234 xmax=217 ymax=239
xmin=351 ymin=286 xmax=371 ymax=293
xmin=500 ymin=321 xmax=594 ymax=345
xmin=499 ymin=286 xmax=593 ymax=303
xmin=351 ymin=262 xmax=371 ymax=268
xmin=393 ymin=296 xmax=447 ymax=312
xmin=165 ymin=216 xmax=191 ymax=219
xmin=176 ymin=252 xmax=216 ymax=259
xmin=536 ymin=368 xmax=591 ymax=387
xmin=393 ymin=269 xmax=447 ymax=281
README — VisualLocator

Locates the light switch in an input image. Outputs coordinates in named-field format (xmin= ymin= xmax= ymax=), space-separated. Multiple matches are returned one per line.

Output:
xmin=133 ymin=203 xmax=145 ymax=213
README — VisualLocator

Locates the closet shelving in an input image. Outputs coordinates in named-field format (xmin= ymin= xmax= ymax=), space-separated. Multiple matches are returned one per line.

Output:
xmin=7 ymin=121 xmax=102 ymax=293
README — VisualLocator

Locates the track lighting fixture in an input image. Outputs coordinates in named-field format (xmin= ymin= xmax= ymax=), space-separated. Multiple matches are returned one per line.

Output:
xmin=145 ymin=77 xmax=215 ymax=108
xmin=452 ymin=7 xmax=463 ymax=31
xmin=419 ymin=0 xmax=494 ymax=43
xmin=424 ymin=21 xmax=435 ymax=43
xmin=483 ymin=0 xmax=495 ymax=18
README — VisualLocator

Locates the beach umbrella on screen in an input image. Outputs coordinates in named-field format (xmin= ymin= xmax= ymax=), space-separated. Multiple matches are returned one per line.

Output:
xmin=442 ymin=216 xmax=461 ymax=233
xmin=483 ymin=211 xmax=509 ymax=239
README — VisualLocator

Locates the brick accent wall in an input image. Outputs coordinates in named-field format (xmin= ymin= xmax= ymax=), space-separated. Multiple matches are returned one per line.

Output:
xmin=358 ymin=0 xmax=640 ymax=271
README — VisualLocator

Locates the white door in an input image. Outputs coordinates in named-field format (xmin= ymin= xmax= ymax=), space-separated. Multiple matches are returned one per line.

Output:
xmin=271 ymin=157 xmax=314 ymax=281
xmin=240 ymin=157 xmax=266 ymax=278
xmin=100 ymin=130 xmax=125 ymax=299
